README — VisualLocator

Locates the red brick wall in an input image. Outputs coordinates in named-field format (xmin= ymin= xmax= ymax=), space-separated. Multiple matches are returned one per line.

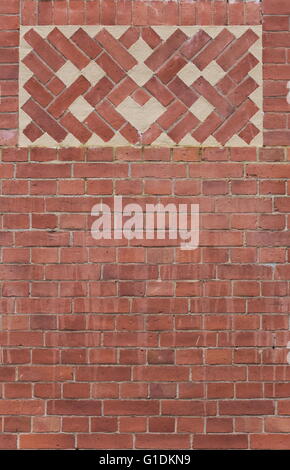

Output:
xmin=1 ymin=0 xmax=290 ymax=451
xmin=263 ymin=0 xmax=290 ymax=145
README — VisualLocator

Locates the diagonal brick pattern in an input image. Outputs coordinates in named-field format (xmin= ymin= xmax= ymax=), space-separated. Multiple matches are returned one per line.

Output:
xmin=19 ymin=25 xmax=262 ymax=147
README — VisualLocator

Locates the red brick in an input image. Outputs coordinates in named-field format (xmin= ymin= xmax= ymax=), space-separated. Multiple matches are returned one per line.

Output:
xmin=136 ymin=434 xmax=189 ymax=449
xmin=20 ymin=434 xmax=74 ymax=450
xmin=194 ymin=434 xmax=247 ymax=450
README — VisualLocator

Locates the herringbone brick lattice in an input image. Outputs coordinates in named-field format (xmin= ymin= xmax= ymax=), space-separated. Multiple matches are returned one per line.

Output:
xmin=19 ymin=25 xmax=262 ymax=147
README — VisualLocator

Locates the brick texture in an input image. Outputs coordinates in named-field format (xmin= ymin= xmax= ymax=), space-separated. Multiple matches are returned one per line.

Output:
xmin=2 ymin=0 xmax=265 ymax=147
xmin=263 ymin=0 xmax=290 ymax=145
xmin=1 ymin=0 xmax=290 ymax=452
xmin=19 ymin=24 xmax=262 ymax=147
xmin=0 ymin=146 xmax=290 ymax=450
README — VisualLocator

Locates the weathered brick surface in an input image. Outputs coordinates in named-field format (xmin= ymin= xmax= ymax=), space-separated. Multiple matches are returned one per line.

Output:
xmin=0 ymin=145 xmax=289 ymax=450
xmin=263 ymin=0 xmax=290 ymax=145
xmin=1 ymin=0 xmax=290 ymax=451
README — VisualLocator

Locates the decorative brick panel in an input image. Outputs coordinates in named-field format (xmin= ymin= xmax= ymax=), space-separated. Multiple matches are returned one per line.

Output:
xmin=19 ymin=24 xmax=262 ymax=147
